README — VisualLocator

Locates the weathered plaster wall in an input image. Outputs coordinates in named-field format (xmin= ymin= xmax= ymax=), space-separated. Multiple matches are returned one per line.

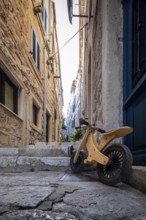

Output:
xmin=101 ymin=0 xmax=123 ymax=130
xmin=92 ymin=0 xmax=103 ymax=127
xmin=82 ymin=0 xmax=123 ymax=131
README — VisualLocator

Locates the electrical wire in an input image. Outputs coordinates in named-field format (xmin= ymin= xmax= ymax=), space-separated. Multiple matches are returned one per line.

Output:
xmin=50 ymin=23 xmax=87 ymax=58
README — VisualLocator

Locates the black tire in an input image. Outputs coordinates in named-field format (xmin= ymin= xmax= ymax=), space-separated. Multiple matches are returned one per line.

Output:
xmin=68 ymin=145 xmax=74 ymax=157
xmin=97 ymin=143 xmax=133 ymax=186
xmin=70 ymin=151 xmax=86 ymax=173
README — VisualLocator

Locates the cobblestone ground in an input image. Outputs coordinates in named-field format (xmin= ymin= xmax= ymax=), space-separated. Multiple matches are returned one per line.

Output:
xmin=0 ymin=170 xmax=146 ymax=220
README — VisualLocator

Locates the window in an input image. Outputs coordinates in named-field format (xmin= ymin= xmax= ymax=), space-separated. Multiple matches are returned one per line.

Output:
xmin=40 ymin=0 xmax=48 ymax=32
xmin=72 ymin=98 xmax=76 ymax=113
xmin=0 ymin=69 xmax=18 ymax=114
xmin=41 ymin=0 xmax=44 ymax=20
xmin=31 ymin=28 xmax=40 ymax=71
xmin=71 ymin=119 xmax=75 ymax=128
xmin=33 ymin=103 xmax=39 ymax=126
xmin=132 ymin=0 xmax=146 ymax=86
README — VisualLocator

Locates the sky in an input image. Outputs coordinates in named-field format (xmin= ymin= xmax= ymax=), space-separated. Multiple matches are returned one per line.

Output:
xmin=53 ymin=0 xmax=79 ymax=117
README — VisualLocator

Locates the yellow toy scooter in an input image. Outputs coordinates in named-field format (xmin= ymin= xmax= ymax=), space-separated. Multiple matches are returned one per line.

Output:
xmin=69 ymin=118 xmax=133 ymax=186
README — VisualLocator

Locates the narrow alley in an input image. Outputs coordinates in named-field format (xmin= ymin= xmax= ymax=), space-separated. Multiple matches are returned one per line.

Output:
xmin=0 ymin=0 xmax=146 ymax=220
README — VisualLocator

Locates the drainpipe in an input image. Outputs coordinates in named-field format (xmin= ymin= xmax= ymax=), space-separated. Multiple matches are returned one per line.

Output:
xmin=43 ymin=37 xmax=46 ymax=142
xmin=80 ymin=69 xmax=82 ymax=119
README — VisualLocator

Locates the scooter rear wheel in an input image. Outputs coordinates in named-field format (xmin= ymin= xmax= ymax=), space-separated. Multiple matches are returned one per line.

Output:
xmin=70 ymin=151 xmax=86 ymax=173
xmin=97 ymin=143 xmax=133 ymax=186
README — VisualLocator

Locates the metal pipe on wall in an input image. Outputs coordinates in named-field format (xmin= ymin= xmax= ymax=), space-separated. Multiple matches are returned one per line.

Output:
xmin=43 ymin=38 xmax=46 ymax=142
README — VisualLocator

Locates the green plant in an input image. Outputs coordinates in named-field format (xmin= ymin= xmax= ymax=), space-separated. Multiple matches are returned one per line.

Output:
xmin=70 ymin=129 xmax=83 ymax=142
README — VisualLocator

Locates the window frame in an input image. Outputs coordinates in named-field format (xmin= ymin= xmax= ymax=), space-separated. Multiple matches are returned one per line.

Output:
xmin=131 ymin=0 xmax=146 ymax=86
xmin=0 ymin=69 xmax=18 ymax=114
xmin=40 ymin=0 xmax=48 ymax=32
xmin=33 ymin=102 xmax=39 ymax=126
xmin=31 ymin=27 xmax=40 ymax=71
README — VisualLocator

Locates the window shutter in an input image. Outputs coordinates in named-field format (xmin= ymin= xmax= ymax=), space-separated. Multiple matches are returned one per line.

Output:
xmin=132 ymin=0 xmax=146 ymax=85
xmin=4 ymin=81 xmax=13 ymax=112
xmin=33 ymin=30 xmax=36 ymax=62
xmin=37 ymin=42 xmax=40 ymax=71
xmin=45 ymin=9 xmax=47 ymax=31
xmin=41 ymin=0 xmax=44 ymax=20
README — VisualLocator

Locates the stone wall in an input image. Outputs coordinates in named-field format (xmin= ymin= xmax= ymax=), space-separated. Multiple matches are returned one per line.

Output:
xmin=0 ymin=104 xmax=23 ymax=147
xmin=0 ymin=0 xmax=62 ymax=147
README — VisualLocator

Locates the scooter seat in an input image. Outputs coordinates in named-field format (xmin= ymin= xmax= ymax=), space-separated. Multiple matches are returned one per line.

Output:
xmin=102 ymin=127 xmax=133 ymax=138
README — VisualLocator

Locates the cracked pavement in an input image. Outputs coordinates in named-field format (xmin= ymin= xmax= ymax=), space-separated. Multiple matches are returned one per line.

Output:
xmin=0 ymin=170 xmax=146 ymax=220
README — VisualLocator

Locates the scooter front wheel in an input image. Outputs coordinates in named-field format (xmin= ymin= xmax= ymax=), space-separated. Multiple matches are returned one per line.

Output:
xmin=97 ymin=143 xmax=133 ymax=186
xmin=70 ymin=151 xmax=86 ymax=174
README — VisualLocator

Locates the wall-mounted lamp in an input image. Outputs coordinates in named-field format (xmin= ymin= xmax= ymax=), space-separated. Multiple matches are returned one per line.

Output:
xmin=47 ymin=57 xmax=54 ymax=65
xmin=67 ymin=0 xmax=93 ymax=24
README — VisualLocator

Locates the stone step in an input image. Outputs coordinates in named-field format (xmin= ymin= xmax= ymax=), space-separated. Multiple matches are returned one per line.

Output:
xmin=0 ymin=145 xmax=72 ymax=157
xmin=0 ymin=148 xmax=68 ymax=157
xmin=0 ymin=143 xmax=74 ymax=172
xmin=0 ymin=156 xmax=70 ymax=172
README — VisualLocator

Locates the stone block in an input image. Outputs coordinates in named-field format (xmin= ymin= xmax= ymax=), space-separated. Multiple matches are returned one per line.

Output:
xmin=0 ymin=132 xmax=9 ymax=145
xmin=0 ymin=185 xmax=54 ymax=208
xmin=0 ymin=148 xmax=18 ymax=156
xmin=0 ymin=156 xmax=17 ymax=168
xmin=16 ymin=156 xmax=70 ymax=171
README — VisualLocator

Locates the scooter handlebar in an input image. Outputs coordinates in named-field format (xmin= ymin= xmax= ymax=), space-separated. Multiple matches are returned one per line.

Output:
xmin=97 ymin=128 xmax=106 ymax=133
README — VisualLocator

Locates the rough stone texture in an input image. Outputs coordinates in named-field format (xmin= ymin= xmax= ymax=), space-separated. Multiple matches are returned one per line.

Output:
xmin=0 ymin=147 xmax=18 ymax=156
xmin=53 ymin=180 xmax=146 ymax=220
xmin=0 ymin=185 xmax=54 ymax=207
xmin=0 ymin=156 xmax=17 ymax=168
xmin=0 ymin=171 xmax=146 ymax=220
xmin=17 ymin=156 xmax=70 ymax=170
xmin=0 ymin=145 xmax=69 ymax=156
xmin=0 ymin=105 xmax=23 ymax=147
xmin=0 ymin=0 xmax=62 ymax=147
xmin=92 ymin=0 xmax=103 ymax=128
xmin=0 ymin=144 xmax=70 ymax=171
xmin=38 ymin=200 xmax=53 ymax=211
xmin=1 ymin=210 xmax=78 ymax=220
xmin=0 ymin=156 xmax=70 ymax=172
xmin=18 ymin=147 xmax=68 ymax=157
xmin=127 ymin=166 xmax=146 ymax=194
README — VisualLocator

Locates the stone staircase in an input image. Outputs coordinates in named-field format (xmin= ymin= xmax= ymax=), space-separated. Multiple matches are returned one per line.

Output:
xmin=1 ymin=143 xmax=146 ymax=193
xmin=0 ymin=142 xmax=75 ymax=172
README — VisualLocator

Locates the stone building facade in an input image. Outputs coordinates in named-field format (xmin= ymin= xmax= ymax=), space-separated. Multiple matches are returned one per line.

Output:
xmin=66 ymin=69 xmax=82 ymax=137
xmin=67 ymin=0 xmax=146 ymax=165
xmin=78 ymin=0 xmax=123 ymax=131
xmin=0 ymin=0 xmax=63 ymax=147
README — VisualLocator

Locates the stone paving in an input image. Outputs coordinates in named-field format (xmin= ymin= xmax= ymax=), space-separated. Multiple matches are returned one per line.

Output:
xmin=0 ymin=170 xmax=146 ymax=220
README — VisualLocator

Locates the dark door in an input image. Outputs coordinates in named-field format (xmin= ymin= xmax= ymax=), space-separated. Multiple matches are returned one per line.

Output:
xmin=46 ymin=113 xmax=50 ymax=143
xmin=123 ymin=0 xmax=146 ymax=165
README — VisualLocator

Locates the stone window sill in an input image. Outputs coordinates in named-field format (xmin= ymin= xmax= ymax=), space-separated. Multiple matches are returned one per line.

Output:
xmin=0 ymin=103 xmax=23 ymax=122
xmin=31 ymin=124 xmax=42 ymax=134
